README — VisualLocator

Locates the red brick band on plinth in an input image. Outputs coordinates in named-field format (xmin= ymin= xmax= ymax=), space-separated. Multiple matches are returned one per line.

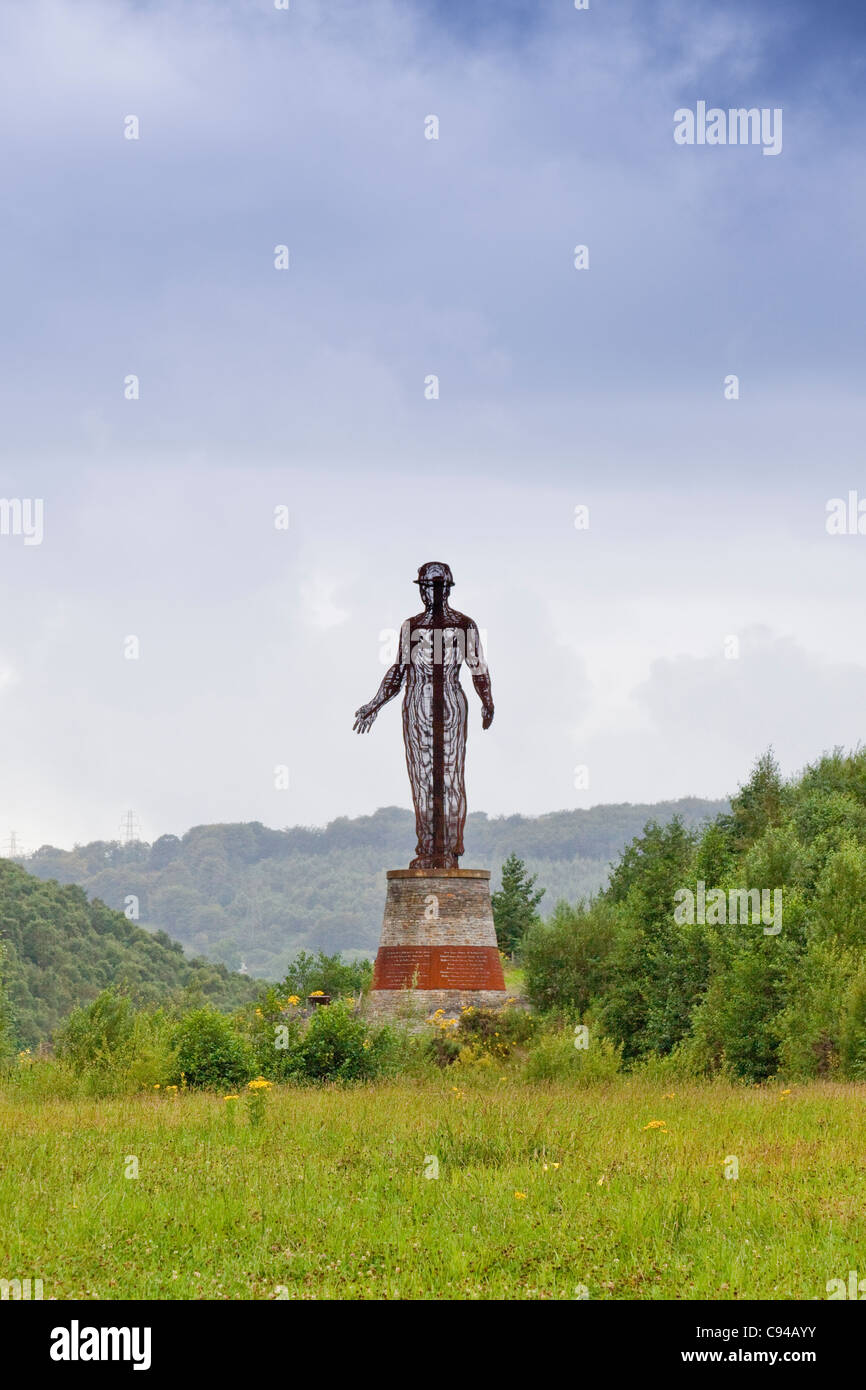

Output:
xmin=372 ymin=944 xmax=505 ymax=991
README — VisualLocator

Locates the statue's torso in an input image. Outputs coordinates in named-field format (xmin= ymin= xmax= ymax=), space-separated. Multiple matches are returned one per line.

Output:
xmin=400 ymin=609 xmax=478 ymax=687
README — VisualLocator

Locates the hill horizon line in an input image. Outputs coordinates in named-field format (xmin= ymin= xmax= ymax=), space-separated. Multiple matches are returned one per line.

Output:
xmin=13 ymin=795 xmax=731 ymax=858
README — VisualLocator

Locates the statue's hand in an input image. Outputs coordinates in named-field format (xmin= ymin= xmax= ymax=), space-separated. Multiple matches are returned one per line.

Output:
xmin=353 ymin=703 xmax=378 ymax=734
xmin=481 ymin=703 xmax=494 ymax=730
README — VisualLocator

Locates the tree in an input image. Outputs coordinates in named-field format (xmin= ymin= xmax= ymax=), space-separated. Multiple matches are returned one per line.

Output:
xmin=729 ymin=748 xmax=784 ymax=850
xmin=491 ymin=854 xmax=544 ymax=954
xmin=523 ymin=898 xmax=618 ymax=1013
xmin=600 ymin=816 xmax=702 ymax=1059
xmin=149 ymin=834 xmax=181 ymax=870
xmin=278 ymin=950 xmax=372 ymax=999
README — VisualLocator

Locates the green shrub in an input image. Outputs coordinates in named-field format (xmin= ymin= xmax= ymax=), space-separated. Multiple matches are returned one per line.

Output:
xmin=51 ymin=988 xmax=182 ymax=1095
xmin=172 ymin=1008 xmax=252 ymax=1089
xmin=278 ymin=952 xmax=372 ymax=1002
xmin=244 ymin=989 xmax=305 ymax=1081
xmin=458 ymin=1004 xmax=536 ymax=1051
xmin=839 ymin=965 xmax=866 ymax=1079
xmin=283 ymin=1002 xmax=401 ymax=1084
xmin=424 ymin=1005 xmax=536 ymax=1069
xmin=0 ymin=942 xmax=15 ymax=1065
xmin=126 ymin=1011 xmax=179 ymax=1090
xmin=523 ymin=899 xmax=618 ymax=1015
xmin=424 ymin=1022 xmax=462 ymax=1068
xmin=55 ymin=988 xmax=136 ymax=1074
xmin=686 ymin=933 xmax=790 ymax=1082
xmin=523 ymin=1027 xmax=622 ymax=1084
xmin=810 ymin=840 xmax=866 ymax=949
xmin=775 ymin=942 xmax=849 ymax=1078
xmin=630 ymin=1042 xmax=703 ymax=1082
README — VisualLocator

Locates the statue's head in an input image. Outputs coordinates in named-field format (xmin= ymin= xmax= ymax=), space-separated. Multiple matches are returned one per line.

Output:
xmin=414 ymin=561 xmax=454 ymax=605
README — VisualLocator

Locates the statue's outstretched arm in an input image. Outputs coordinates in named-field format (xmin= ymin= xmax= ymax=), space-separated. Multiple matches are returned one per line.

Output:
xmin=353 ymin=660 xmax=405 ymax=733
xmin=466 ymin=621 xmax=494 ymax=730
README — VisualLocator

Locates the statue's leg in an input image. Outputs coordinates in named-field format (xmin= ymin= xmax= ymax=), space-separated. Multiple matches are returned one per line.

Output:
xmin=403 ymin=684 xmax=435 ymax=868
xmin=442 ymin=681 xmax=468 ymax=867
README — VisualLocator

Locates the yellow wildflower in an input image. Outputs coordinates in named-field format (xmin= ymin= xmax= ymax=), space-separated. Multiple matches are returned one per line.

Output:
xmin=643 ymin=1120 xmax=667 ymax=1130
xmin=287 ymin=995 xmax=300 ymax=1006
xmin=224 ymin=1095 xmax=239 ymax=1102
xmin=514 ymin=1191 xmax=527 ymax=1200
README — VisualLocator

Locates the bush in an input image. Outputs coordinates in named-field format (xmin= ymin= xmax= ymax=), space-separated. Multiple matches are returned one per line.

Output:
xmin=776 ymin=942 xmax=849 ymax=1078
xmin=424 ymin=1005 xmax=536 ymax=1069
xmin=51 ymin=988 xmax=180 ymax=1094
xmin=523 ymin=1026 xmax=622 ymax=1084
xmin=243 ymin=988 xmax=305 ymax=1081
xmin=630 ymin=1042 xmax=703 ymax=1082
xmin=839 ymin=965 xmax=866 ymax=1079
xmin=55 ymin=988 xmax=136 ymax=1074
xmin=172 ymin=1008 xmax=252 ymax=1089
xmin=283 ymin=1002 xmax=402 ymax=1083
xmin=278 ymin=952 xmax=372 ymax=1001
xmin=126 ymin=1011 xmax=178 ymax=1090
xmin=810 ymin=840 xmax=866 ymax=949
xmin=459 ymin=1004 xmax=536 ymax=1050
xmin=523 ymin=899 xmax=618 ymax=1015
xmin=686 ymin=933 xmax=791 ymax=1082
xmin=0 ymin=942 xmax=15 ymax=1065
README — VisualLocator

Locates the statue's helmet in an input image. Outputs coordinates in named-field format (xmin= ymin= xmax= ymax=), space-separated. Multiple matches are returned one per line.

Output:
xmin=414 ymin=561 xmax=454 ymax=587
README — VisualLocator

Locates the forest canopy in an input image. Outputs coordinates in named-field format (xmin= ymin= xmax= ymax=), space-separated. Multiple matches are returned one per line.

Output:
xmin=523 ymin=748 xmax=866 ymax=1081
xmin=0 ymin=859 xmax=258 ymax=1049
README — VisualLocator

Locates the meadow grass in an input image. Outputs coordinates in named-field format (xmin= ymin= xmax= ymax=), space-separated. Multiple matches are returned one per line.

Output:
xmin=503 ymin=964 xmax=525 ymax=989
xmin=1 ymin=1075 xmax=864 ymax=1300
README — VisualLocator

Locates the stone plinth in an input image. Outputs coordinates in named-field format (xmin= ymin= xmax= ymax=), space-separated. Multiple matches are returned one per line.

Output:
xmin=365 ymin=868 xmax=507 ymax=1020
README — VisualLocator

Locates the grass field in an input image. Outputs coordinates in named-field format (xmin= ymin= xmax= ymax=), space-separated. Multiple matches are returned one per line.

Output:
xmin=503 ymin=964 xmax=525 ymax=993
xmin=2 ymin=1076 xmax=865 ymax=1301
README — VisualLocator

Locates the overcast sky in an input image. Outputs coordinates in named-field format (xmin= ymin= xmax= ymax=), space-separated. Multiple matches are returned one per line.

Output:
xmin=1 ymin=0 xmax=865 ymax=850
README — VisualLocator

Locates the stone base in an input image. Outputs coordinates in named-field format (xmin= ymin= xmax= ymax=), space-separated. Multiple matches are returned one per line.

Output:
xmin=364 ymin=987 xmax=509 ymax=1023
xmin=366 ymin=868 xmax=507 ymax=1020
